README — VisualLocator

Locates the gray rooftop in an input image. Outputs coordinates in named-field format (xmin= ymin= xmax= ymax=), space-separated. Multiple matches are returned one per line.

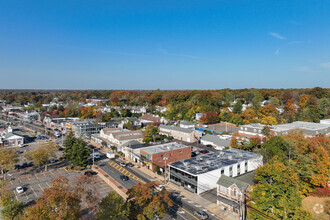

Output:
xmin=142 ymin=142 xmax=191 ymax=154
xmin=217 ymin=175 xmax=250 ymax=189
xmin=180 ymin=120 xmax=194 ymax=126
xmin=202 ymin=134 xmax=230 ymax=147
xmin=240 ymin=123 xmax=266 ymax=129
xmin=169 ymin=149 xmax=262 ymax=175
xmin=271 ymin=121 xmax=330 ymax=132
xmin=159 ymin=124 xmax=195 ymax=134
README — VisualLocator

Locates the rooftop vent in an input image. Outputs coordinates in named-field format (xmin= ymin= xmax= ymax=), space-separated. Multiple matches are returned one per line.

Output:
xmin=183 ymin=161 xmax=190 ymax=167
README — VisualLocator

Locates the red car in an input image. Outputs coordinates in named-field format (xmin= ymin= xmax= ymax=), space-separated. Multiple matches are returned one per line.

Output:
xmin=199 ymin=149 xmax=209 ymax=154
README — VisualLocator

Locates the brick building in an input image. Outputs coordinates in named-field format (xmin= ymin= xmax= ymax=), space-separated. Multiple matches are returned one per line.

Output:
xmin=140 ymin=142 xmax=192 ymax=170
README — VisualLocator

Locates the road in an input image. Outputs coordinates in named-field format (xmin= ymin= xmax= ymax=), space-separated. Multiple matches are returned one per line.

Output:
xmin=98 ymin=157 xmax=219 ymax=220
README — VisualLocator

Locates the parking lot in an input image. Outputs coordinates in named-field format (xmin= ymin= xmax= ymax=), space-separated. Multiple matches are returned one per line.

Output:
xmin=8 ymin=166 xmax=112 ymax=206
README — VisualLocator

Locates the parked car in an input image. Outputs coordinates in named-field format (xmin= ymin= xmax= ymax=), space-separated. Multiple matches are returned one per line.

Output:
xmin=93 ymin=154 xmax=100 ymax=160
xmin=191 ymin=152 xmax=197 ymax=157
xmin=50 ymin=158 xmax=56 ymax=163
xmin=120 ymin=175 xmax=129 ymax=181
xmin=155 ymin=185 xmax=165 ymax=191
xmin=16 ymin=186 xmax=24 ymax=194
xmin=18 ymin=144 xmax=26 ymax=148
xmin=205 ymin=144 xmax=213 ymax=148
xmin=193 ymin=211 xmax=209 ymax=220
xmin=199 ymin=149 xmax=209 ymax=154
xmin=58 ymin=147 xmax=64 ymax=151
xmin=119 ymin=162 xmax=126 ymax=167
xmin=126 ymin=163 xmax=134 ymax=167
xmin=14 ymin=164 xmax=21 ymax=170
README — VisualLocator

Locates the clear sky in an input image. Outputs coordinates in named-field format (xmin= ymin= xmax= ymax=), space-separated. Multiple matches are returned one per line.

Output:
xmin=0 ymin=0 xmax=329 ymax=90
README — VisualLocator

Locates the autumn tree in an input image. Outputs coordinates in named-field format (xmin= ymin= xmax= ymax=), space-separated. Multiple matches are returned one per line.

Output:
xmin=22 ymin=176 xmax=82 ymax=220
xmin=0 ymin=190 xmax=24 ymax=220
xmin=142 ymin=125 xmax=159 ymax=143
xmin=233 ymin=100 xmax=243 ymax=114
xmin=96 ymin=192 xmax=130 ymax=220
xmin=250 ymin=160 xmax=310 ymax=220
xmin=0 ymin=148 xmax=18 ymax=180
xmin=126 ymin=182 xmax=173 ymax=220
xmin=25 ymin=141 xmax=57 ymax=171
xmin=200 ymin=111 xmax=218 ymax=124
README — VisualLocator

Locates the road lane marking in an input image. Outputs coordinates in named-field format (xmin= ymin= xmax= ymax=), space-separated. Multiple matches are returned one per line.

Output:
xmin=38 ymin=184 xmax=44 ymax=192
xmin=49 ymin=170 xmax=54 ymax=175
xmin=31 ymin=186 xmax=38 ymax=197
xmin=108 ymin=162 xmax=146 ymax=184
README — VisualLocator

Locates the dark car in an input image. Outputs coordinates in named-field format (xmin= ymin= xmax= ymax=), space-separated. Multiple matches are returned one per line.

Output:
xmin=84 ymin=171 xmax=97 ymax=176
xmin=126 ymin=163 xmax=134 ymax=167
xmin=14 ymin=164 xmax=21 ymax=170
xmin=199 ymin=149 xmax=209 ymax=154
xmin=193 ymin=211 xmax=209 ymax=220
xmin=22 ymin=162 xmax=28 ymax=168
xmin=206 ymin=145 xmax=213 ymax=148
xmin=58 ymin=147 xmax=64 ymax=151
xmin=191 ymin=152 xmax=197 ymax=157
xmin=120 ymin=175 xmax=129 ymax=181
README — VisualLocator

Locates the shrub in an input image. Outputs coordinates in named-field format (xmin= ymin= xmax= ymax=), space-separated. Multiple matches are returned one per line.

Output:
xmin=73 ymin=166 xmax=84 ymax=171
xmin=310 ymin=187 xmax=330 ymax=197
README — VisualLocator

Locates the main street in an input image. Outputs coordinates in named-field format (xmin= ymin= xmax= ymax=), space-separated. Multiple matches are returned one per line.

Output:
xmin=98 ymin=157 xmax=220 ymax=220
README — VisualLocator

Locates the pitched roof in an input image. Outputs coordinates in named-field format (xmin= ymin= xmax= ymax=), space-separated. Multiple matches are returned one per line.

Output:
xmin=112 ymin=130 xmax=143 ymax=141
xmin=217 ymin=175 xmax=250 ymax=190
xmin=140 ymin=114 xmax=161 ymax=123
xmin=217 ymin=171 xmax=256 ymax=189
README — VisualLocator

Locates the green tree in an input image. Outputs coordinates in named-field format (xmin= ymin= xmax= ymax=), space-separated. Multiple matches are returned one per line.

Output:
xmin=96 ymin=192 xmax=130 ymax=220
xmin=0 ymin=191 xmax=24 ymax=220
xmin=64 ymin=133 xmax=90 ymax=167
xmin=0 ymin=149 xmax=18 ymax=180
xmin=233 ymin=100 xmax=243 ymax=114
xmin=142 ymin=125 xmax=159 ymax=143
xmin=127 ymin=182 xmax=173 ymax=220
xmin=250 ymin=160 xmax=310 ymax=220
xmin=260 ymin=136 xmax=297 ymax=164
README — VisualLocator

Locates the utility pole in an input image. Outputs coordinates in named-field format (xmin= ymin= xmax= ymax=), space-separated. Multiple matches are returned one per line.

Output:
xmin=163 ymin=156 xmax=168 ymax=184
xmin=92 ymin=148 xmax=95 ymax=166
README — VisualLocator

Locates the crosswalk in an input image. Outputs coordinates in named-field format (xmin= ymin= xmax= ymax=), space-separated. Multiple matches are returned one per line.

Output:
xmin=108 ymin=161 xmax=146 ymax=183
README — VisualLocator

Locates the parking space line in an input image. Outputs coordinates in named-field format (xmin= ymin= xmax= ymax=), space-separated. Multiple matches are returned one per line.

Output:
xmin=38 ymin=184 xmax=44 ymax=192
xmin=42 ymin=173 xmax=46 ymax=177
xmin=10 ymin=180 xmax=13 ymax=185
xmin=31 ymin=186 xmax=38 ymax=197
xmin=23 ymin=192 xmax=28 ymax=200
xmin=18 ymin=177 xmax=22 ymax=183
xmin=13 ymin=190 xmax=19 ymax=200
xmin=49 ymin=170 xmax=54 ymax=175
xmin=35 ymin=174 xmax=39 ymax=179
xmin=46 ymin=182 xmax=51 ymax=188
xmin=27 ymin=176 xmax=31 ymax=181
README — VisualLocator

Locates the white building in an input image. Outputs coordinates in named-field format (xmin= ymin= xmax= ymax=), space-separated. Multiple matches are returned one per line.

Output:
xmin=99 ymin=128 xmax=143 ymax=146
xmin=168 ymin=149 xmax=263 ymax=194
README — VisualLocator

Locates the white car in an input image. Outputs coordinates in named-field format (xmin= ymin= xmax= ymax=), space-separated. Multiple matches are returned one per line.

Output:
xmin=16 ymin=186 xmax=24 ymax=194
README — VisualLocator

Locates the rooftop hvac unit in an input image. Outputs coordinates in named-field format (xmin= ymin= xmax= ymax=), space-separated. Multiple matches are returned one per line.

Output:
xmin=197 ymin=157 xmax=204 ymax=161
xmin=183 ymin=161 xmax=190 ymax=167
xmin=228 ymin=155 xmax=233 ymax=160
xmin=194 ymin=165 xmax=202 ymax=171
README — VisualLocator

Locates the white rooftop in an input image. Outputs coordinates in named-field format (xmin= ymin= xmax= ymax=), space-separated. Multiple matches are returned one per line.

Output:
xmin=142 ymin=142 xmax=190 ymax=154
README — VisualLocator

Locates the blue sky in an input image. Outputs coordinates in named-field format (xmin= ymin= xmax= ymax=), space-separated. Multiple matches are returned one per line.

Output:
xmin=0 ymin=0 xmax=329 ymax=89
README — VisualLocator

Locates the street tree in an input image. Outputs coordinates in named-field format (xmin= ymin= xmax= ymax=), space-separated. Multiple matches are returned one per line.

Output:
xmin=0 ymin=148 xmax=18 ymax=180
xmin=126 ymin=182 xmax=173 ymax=220
xmin=96 ymin=191 xmax=130 ymax=220
xmin=0 ymin=191 xmax=24 ymax=220
xmin=25 ymin=141 xmax=57 ymax=171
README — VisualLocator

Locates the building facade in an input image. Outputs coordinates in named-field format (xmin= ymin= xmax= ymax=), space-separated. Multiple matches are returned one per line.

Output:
xmin=168 ymin=149 xmax=263 ymax=194
xmin=159 ymin=124 xmax=202 ymax=143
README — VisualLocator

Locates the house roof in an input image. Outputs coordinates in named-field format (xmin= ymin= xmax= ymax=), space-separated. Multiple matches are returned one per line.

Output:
xmin=159 ymin=124 xmax=195 ymax=134
xmin=180 ymin=120 xmax=194 ymax=126
xmin=120 ymin=140 xmax=144 ymax=148
xmin=234 ymin=171 xmax=257 ymax=186
xmin=217 ymin=175 xmax=250 ymax=190
xmin=201 ymin=134 xmax=230 ymax=147
xmin=102 ymin=128 xmax=127 ymax=135
xmin=140 ymin=114 xmax=161 ymax=123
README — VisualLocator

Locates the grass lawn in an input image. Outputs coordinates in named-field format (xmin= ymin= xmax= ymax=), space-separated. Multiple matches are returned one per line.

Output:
xmin=302 ymin=196 xmax=329 ymax=220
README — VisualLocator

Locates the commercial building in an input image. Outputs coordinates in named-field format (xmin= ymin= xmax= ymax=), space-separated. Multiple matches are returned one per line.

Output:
xmin=140 ymin=142 xmax=192 ymax=170
xmin=168 ymin=149 xmax=262 ymax=194
xmin=200 ymin=134 xmax=230 ymax=150
xmin=99 ymin=128 xmax=143 ymax=146
xmin=71 ymin=121 xmax=109 ymax=139
xmin=159 ymin=124 xmax=202 ymax=143
xmin=0 ymin=126 xmax=24 ymax=147
xmin=238 ymin=121 xmax=330 ymax=138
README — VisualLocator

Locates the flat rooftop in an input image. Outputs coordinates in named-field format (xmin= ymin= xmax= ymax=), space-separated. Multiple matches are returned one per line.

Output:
xmin=142 ymin=142 xmax=191 ymax=154
xmin=169 ymin=148 xmax=262 ymax=175
xmin=272 ymin=121 xmax=330 ymax=132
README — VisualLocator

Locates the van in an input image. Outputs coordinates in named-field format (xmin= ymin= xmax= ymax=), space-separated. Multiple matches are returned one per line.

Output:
xmin=106 ymin=152 xmax=115 ymax=159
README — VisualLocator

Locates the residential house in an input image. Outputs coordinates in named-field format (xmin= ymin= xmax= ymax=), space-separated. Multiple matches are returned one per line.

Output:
xmin=217 ymin=172 xmax=256 ymax=216
xmin=179 ymin=120 xmax=195 ymax=129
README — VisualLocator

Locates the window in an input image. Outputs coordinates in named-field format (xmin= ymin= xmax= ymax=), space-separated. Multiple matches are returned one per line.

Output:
xmin=233 ymin=188 xmax=237 ymax=197
xmin=221 ymin=169 xmax=224 ymax=175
